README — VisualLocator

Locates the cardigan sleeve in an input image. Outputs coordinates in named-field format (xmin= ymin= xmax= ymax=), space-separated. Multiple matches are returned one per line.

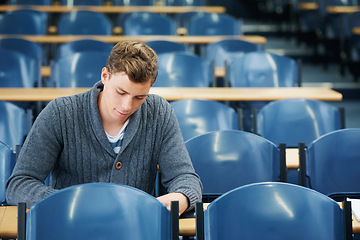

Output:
xmin=5 ymin=100 xmax=63 ymax=207
xmin=156 ymin=101 xmax=203 ymax=210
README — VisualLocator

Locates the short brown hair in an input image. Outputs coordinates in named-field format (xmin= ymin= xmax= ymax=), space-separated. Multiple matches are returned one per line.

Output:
xmin=106 ymin=41 xmax=158 ymax=84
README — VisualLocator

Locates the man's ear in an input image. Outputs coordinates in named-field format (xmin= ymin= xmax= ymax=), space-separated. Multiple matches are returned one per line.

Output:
xmin=101 ymin=67 xmax=110 ymax=84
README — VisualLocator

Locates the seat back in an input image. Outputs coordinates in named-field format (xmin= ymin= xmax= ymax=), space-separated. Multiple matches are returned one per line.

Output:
xmin=60 ymin=0 xmax=104 ymax=5
xmin=0 ymin=141 xmax=16 ymax=204
xmin=145 ymin=40 xmax=189 ymax=54
xmin=0 ymin=37 xmax=43 ymax=66
xmin=8 ymin=0 xmax=51 ymax=5
xmin=51 ymin=51 xmax=108 ymax=87
xmin=112 ymin=0 xmax=153 ymax=5
xmin=174 ymin=11 xmax=203 ymax=28
xmin=0 ymin=49 xmax=39 ymax=88
xmin=187 ymin=13 xmax=242 ymax=36
xmin=153 ymin=52 xmax=214 ymax=87
xmin=171 ymin=99 xmax=238 ymax=141
xmin=165 ymin=0 xmax=205 ymax=6
xmin=0 ymin=100 xmax=28 ymax=150
xmin=185 ymin=130 xmax=281 ymax=201
xmin=123 ymin=12 xmax=176 ymax=35
xmin=203 ymin=182 xmax=346 ymax=240
xmin=256 ymin=98 xmax=341 ymax=148
xmin=205 ymin=39 xmax=259 ymax=68
xmin=306 ymin=128 xmax=360 ymax=196
xmin=56 ymin=39 xmax=113 ymax=60
xmin=26 ymin=183 xmax=171 ymax=239
xmin=0 ymin=9 xmax=48 ymax=35
xmin=227 ymin=51 xmax=299 ymax=87
xmin=57 ymin=11 xmax=112 ymax=35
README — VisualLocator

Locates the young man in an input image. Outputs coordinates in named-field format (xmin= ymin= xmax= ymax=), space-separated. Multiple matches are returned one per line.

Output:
xmin=6 ymin=41 xmax=202 ymax=214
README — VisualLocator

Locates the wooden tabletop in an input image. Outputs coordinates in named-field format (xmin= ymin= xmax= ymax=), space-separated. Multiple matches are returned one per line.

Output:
xmin=353 ymin=27 xmax=360 ymax=35
xmin=0 ymin=35 xmax=267 ymax=45
xmin=0 ymin=87 xmax=343 ymax=102
xmin=326 ymin=6 xmax=360 ymax=14
xmin=0 ymin=5 xmax=226 ymax=14
xmin=298 ymin=2 xmax=318 ymax=10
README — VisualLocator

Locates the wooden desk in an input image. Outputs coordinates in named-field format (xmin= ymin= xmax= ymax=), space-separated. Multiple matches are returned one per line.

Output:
xmin=353 ymin=27 xmax=360 ymax=35
xmin=327 ymin=6 xmax=360 ymax=14
xmin=0 ymin=87 xmax=343 ymax=102
xmin=298 ymin=2 xmax=318 ymax=11
xmin=0 ymin=35 xmax=267 ymax=45
xmin=0 ymin=5 xmax=226 ymax=14
xmin=1 ymin=204 xmax=359 ymax=238
xmin=42 ymin=66 xmax=226 ymax=78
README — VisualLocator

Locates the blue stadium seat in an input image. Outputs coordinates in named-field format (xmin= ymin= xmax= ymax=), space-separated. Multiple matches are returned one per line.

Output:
xmin=0 ymin=9 xmax=48 ymax=35
xmin=153 ymin=52 xmax=214 ymax=87
xmin=303 ymin=128 xmax=360 ymax=197
xmin=185 ymin=130 xmax=285 ymax=202
xmin=57 ymin=11 xmax=112 ymax=35
xmin=19 ymin=183 xmax=177 ymax=239
xmin=51 ymin=51 xmax=108 ymax=87
xmin=145 ymin=40 xmax=190 ymax=54
xmin=122 ymin=12 xmax=176 ymax=35
xmin=170 ymin=99 xmax=238 ymax=141
xmin=196 ymin=182 xmax=350 ymax=240
xmin=256 ymin=98 xmax=342 ymax=148
xmin=0 ymin=141 xmax=16 ymax=205
xmin=56 ymin=39 xmax=113 ymax=60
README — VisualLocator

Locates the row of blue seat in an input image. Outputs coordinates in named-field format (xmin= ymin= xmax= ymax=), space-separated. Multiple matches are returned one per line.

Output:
xmin=7 ymin=0 xmax=206 ymax=6
xmin=0 ymin=38 xmax=297 ymax=88
xmin=0 ymin=10 xmax=242 ymax=36
xmin=12 ymin=181 xmax=353 ymax=239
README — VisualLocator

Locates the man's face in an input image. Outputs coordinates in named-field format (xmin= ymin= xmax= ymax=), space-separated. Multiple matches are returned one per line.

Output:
xmin=99 ymin=67 xmax=152 ymax=126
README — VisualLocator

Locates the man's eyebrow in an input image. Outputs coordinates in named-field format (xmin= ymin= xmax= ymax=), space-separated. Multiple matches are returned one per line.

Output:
xmin=118 ymin=87 xmax=148 ymax=97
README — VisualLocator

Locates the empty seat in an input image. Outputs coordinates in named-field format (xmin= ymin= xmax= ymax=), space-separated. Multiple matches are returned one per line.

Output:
xmin=187 ymin=13 xmax=242 ymax=36
xmin=170 ymin=99 xmax=239 ymax=141
xmin=122 ymin=12 xmax=176 ymax=35
xmin=145 ymin=40 xmax=190 ymax=54
xmin=185 ymin=130 xmax=285 ymax=202
xmin=56 ymin=39 xmax=113 ymax=60
xmin=153 ymin=52 xmax=214 ymax=87
xmin=0 ymin=9 xmax=48 ymax=35
xmin=0 ymin=141 xmax=16 ymax=205
xmin=57 ymin=11 xmax=112 ymax=35
xmin=51 ymin=51 xmax=108 ymax=87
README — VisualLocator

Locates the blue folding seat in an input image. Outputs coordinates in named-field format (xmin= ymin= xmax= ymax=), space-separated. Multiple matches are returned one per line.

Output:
xmin=8 ymin=0 xmax=51 ymax=5
xmin=56 ymin=39 xmax=113 ymax=60
xmin=0 ymin=49 xmax=39 ymax=88
xmin=187 ymin=13 xmax=242 ymax=36
xmin=112 ymin=0 xmax=153 ymax=5
xmin=0 ymin=100 xmax=29 ymax=150
xmin=145 ymin=40 xmax=190 ymax=54
xmin=57 ymin=11 xmax=112 ymax=35
xmin=165 ymin=0 xmax=205 ymax=6
xmin=256 ymin=98 xmax=342 ymax=148
xmin=170 ymin=99 xmax=238 ymax=141
xmin=60 ymin=0 xmax=104 ymax=5
xmin=0 ymin=9 xmax=48 ymax=35
xmin=302 ymin=128 xmax=360 ymax=198
xmin=195 ymin=182 xmax=351 ymax=240
xmin=122 ymin=12 xmax=176 ymax=35
xmin=18 ymin=183 xmax=178 ymax=239
xmin=0 ymin=141 xmax=16 ymax=205
xmin=51 ymin=51 xmax=109 ymax=87
xmin=153 ymin=52 xmax=214 ymax=87
xmin=185 ymin=130 xmax=285 ymax=202
xmin=205 ymin=39 xmax=259 ymax=68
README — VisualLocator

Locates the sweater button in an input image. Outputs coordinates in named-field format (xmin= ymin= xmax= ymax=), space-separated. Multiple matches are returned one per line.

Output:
xmin=116 ymin=161 xmax=122 ymax=169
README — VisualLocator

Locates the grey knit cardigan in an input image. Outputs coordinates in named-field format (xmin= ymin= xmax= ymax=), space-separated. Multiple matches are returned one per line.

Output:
xmin=6 ymin=81 xmax=202 ymax=208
